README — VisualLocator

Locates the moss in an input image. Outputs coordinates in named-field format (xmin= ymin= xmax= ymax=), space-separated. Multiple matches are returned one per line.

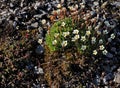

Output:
xmin=46 ymin=17 xmax=75 ymax=52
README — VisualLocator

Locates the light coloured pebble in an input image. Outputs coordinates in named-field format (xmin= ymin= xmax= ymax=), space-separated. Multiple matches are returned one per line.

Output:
xmin=94 ymin=2 xmax=99 ymax=6
xmin=114 ymin=72 xmax=120 ymax=83
xmin=101 ymin=1 xmax=108 ymax=9
xmin=57 ymin=4 xmax=61 ymax=8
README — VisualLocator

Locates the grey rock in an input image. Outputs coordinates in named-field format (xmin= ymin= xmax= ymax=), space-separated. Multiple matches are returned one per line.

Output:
xmin=101 ymin=1 xmax=108 ymax=9
xmin=106 ymin=53 xmax=113 ymax=58
xmin=37 ymin=34 xmax=43 ymax=39
xmin=90 ymin=11 xmax=96 ymax=17
xmin=105 ymin=73 xmax=114 ymax=81
xmin=117 ymin=67 xmax=120 ymax=72
xmin=94 ymin=2 xmax=99 ymax=6
xmin=38 ymin=27 xmax=43 ymax=33
xmin=10 ymin=3 xmax=14 ymax=8
xmin=114 ymin=72 xmax=120 ymax=83
xmin=111 ymin=66 xmax=117 ymax=71
xmin=31 ymin=22 xmax=39 ymax=28
xmin=111 ymin=47 xmax=117 ymax=53
xmin=35 ymin=45 xmax=44 ymax=54
xmin=33 ymin=10 xmax=47 ymax=18
xmin=113 ymin=1 xmax=120 ymax=7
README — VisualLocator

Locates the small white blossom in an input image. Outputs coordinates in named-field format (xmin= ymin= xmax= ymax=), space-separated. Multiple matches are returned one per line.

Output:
xmin=62 ymin=32 xmax=70 ymax=37
xmin=93 ymin=50 xmax=98 ymax=55
xmin=34 ymin=66 xmax=44 ymax=74
xmin=110 ymin=33 xmax=115 ymax=39
xmin=52 ymin=40 xmax=57 ymax=45
xmin=99 ymin=39 xmax=103 ymax=44
xmin=86 ymin=30 xmax=91 ymax=36
xmin=102 ymin=49 xmax=108 ymax=55
xmin=38 ymin=39 xmax=43 ymax=44
xmin=41 ymin=19 xmax=46 ymax=25
xmin=99 ymin=45 xmax=105 ymax=50
xmin=54 ymin=33 xmax=59 ymax=38
xmin=72 ymin=35 xmax=80 ymax=41
xmin=88 ymin=26 xmax=92 ymax=30
xmin=81 ymin=45 xmax=87 ymax=51
xmin=103 ymin=30 xmax=108 ymax=34
xmin=91 ymin=37 xmax=96 ymax=44
xmin=61 ymin=41 xmax=67 ymax=47
xmin=74 ymin=35 xmax=80 ymax=40
xmin=61 ymin=22 xmax=65 ymax=27
xmin=81 ymin=36 xmax=86 ymax=42
xmin=97 ymin=31 xmax=101 ymax=35
xmin=73 ymin=29 xmax=79 ymax=34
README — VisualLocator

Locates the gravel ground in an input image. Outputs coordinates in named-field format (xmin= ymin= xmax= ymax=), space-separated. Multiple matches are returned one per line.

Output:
xmin=0 ymin=0 xmax=120 ymax=88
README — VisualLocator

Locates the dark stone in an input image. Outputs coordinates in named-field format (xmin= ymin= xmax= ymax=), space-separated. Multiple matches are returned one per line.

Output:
xmin=106 ymin=53 xmax=113 ymax=58
xmin=35 ymin=45 xmax=44 ymax=54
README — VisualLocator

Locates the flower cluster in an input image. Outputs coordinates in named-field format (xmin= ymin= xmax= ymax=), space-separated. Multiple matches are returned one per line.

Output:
xmin=46 ymin=17 xmax=112 ymax=57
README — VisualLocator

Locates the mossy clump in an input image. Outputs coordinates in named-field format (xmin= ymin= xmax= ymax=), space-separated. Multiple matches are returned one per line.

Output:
xmin=46 ymin=18 xmax=75 ymax=52
xmin=46 ymin=17 xmax=110 ymax=57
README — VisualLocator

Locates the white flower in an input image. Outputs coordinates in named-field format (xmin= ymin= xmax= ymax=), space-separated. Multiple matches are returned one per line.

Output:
xmin=54 ymin=33 xmax=59 ymax=38
xmin=34 ymin=66 xmax=44 ymax=74
xmin=97 ymin=31 xmax=101 ymax=35
xmin=86 ymin=30 xmax=91 ymax=36
xmin=91 ymin=37 xmax=96 ymax=44
xmin=99 ymin=39 xmax=103 ymax=44
xmin=99 ymin=45 xmax=105 ymax=50
xmin=102 ymin=49 xmax=108 ymax=55
xmin=38 ymin=39 xmax=43 ymax=44
xmin=88 ymin=26 xmax=92 ymax=30
xmin=93 ymin=50 xmax=98 ymax=55
xmin=52 ymin=40 xmax=57 ymax=45
xmin=110 ymin=33 xmax=115 ymax=39
xmin=74 ymin=34 xmax=80 ymax=40
xmin=103 ymin=30 xmax=108 ymax=34
xmin=38 ymin=67 xmax=44 ymax=74
xmin=73 ymin=29 xmax=79 ymax=34
xmin=81 ymin=45 xmax=86 ymax=51
xmin=81 ymin=36 xmax=86 ymax=42
xmin=41 ymin=19 xmax=46 ymax=25
xmin=61 ymin=41 xmax=67 ymax=47
xmin=61 ymin=22 xmax=65 ymax=27
xmin=72 ymin=34 xmax=80 ymax=41
xmin=62 ymin=32 xmax=70 ymax=37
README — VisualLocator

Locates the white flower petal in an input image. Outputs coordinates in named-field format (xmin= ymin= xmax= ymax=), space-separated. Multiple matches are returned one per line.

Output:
xmin=81 ymin=45 xmax=86 ymax=50
xmin=61 ymin=41 xmax=67 ymax=47
xmin=61 ymin=22 xmax=65 ymax=27
xmin=73 ymin=29 xmax=79 ymax=34
xmin=110 ymin=33 xmax=115 ymax=39
xmin=102 ymin=49 xmax=108 ymax=55
xmin=38 ymin=39 xmax=43 ymax=44
xmin=81 ymin=36 xmax=86 ymax=42
xmin=93 ymin=50 xmax=97 ymax=55
xmin=99 ymin=45 xmax=105 ymax=50
xmin=52 ymin=40 xmax=57 ymax=45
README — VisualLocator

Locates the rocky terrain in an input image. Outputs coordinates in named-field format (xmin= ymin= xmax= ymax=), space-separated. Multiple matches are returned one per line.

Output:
xmin=0 ymin=0 xmax=120 ymax=88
